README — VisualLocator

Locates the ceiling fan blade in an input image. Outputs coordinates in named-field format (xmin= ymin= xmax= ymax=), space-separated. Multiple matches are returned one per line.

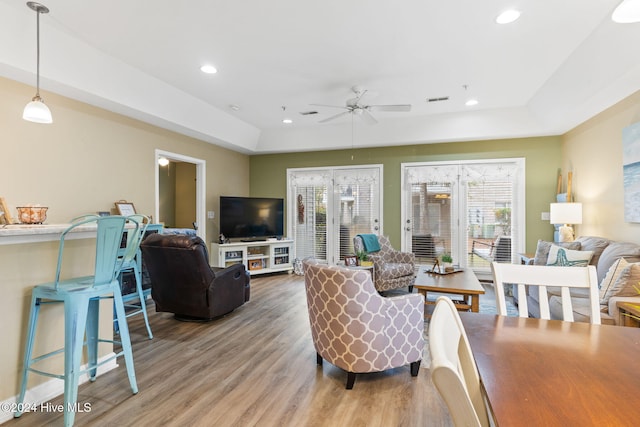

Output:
xmin=368 ymin=104 xmax=412 ymax=112
xmin=319 ymin=111 xmax=350 ymax=123
xmin=310 ymin=103 xmax=348 ymax=110
xmin=361 ymin=109 xmax=378 ymax=125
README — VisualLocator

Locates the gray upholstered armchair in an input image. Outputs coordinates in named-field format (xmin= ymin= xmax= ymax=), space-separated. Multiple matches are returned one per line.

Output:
xmin=303 ymin=259 xmax=424 ymax=389
xmin=353 ymin=234 xmax=416 ymax=293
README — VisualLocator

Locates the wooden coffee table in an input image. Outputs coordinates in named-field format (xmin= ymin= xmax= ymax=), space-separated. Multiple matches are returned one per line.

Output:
xmin=414 ymin=267 xmax=485 ymax=316
xmin=617 ymin=301 xmax=640 ymax=327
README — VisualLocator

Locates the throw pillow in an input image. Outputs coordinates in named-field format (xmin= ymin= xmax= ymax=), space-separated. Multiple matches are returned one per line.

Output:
xmin=533 ymin=240 xmax=581 ymax=265
xmin=598 ymin=257 xmax=628 ymax=301
xmin=574 ymin=236 xmax=610 ymax=268
xmin=595 ymin=242 xmax=640 ymax=284
xmin=546 ymin=245 xmax=593 ymax=267
xmin=600 ymin=262 xmax=640 ymax=305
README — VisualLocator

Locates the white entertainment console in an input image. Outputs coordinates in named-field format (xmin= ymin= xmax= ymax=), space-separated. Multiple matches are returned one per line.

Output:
xmin=211 ymin=239 xmax=294 ymax=276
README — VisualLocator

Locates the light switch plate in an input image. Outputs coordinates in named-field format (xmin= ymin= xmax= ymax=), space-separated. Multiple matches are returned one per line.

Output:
xmin=541 ymin=212 xmax=550 ymax=220
xmin=207 ymin=211 xmax=215 ymax=219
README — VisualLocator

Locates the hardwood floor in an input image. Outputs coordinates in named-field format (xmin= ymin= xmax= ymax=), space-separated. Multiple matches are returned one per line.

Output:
xmin=7 ymin=273 xmax=453 ymax=427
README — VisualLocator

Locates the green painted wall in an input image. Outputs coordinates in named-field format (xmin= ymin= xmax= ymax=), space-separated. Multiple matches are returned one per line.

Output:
xmin=250 ymin=136 xmax=562 ymax=253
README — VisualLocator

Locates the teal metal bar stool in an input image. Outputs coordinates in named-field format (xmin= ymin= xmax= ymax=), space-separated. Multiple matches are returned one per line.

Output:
xmin=115 ymin=214 xmax=153 ymax=339
xmin=14 ymin=216 xmax=138 ymax=427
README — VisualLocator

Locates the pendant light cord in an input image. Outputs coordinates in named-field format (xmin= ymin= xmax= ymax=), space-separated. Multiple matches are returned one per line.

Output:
xmin=35 ymin=9 xmax=41 ymax=98
xmin=351 ymin=113 xmax=355 ymax=160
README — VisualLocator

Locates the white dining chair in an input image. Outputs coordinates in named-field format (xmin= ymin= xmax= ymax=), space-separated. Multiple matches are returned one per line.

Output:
xmin=491 ymin=262 xmax=601 ymax=324
xmin=429 ymin=296 xmax=491 ymax=427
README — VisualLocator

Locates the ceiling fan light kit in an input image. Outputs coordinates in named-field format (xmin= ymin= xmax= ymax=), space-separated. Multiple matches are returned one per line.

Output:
xmin=312 ymin=86 xmax=412 ymax=124
xmin=281 ymin=106 xmax=292 ymax=124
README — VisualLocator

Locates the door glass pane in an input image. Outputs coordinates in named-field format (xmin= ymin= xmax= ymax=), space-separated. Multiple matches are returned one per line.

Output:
xmin=403 ymin=160 xmax=521 ymax=273
xmin=293 ymin=185 xmax=328 ymax=261
xmin=336 ymin=182 xmax=375 ymax=260
xmin=333 ymin=167 xmax=381 ymax=263
xmin=404 ymin=164 xmax=458 ymax=263
xmin=289 ymin=166 xmax=381 ymax=265
xmin=410 ymin=182 xmax=453 ymax=263
xmin=466 ymin=176 xmax=514 ymax=272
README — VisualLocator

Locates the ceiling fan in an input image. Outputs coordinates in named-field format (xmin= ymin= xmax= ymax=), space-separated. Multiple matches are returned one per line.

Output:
xmin=311 ymin=86 xmax=412 ymax=124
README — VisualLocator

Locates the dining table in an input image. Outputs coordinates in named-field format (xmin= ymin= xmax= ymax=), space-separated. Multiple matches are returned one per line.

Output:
xmin=459 ymin=312 xmax=640 ymax=426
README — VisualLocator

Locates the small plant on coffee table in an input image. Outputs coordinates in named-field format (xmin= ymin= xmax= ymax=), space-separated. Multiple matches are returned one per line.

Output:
xmin=439 ymin=252 xmax=454 ymax=272
xmin=356 ymin=250 xmax=373 ymax=266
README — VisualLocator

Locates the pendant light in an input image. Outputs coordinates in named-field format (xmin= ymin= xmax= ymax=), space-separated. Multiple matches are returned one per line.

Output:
xmin=23 ymin=2 xmax=52 ymax=124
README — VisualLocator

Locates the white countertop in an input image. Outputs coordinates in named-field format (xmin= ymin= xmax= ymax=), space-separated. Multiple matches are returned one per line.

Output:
xmin=0 ymin=223 xmax=98 ymax=245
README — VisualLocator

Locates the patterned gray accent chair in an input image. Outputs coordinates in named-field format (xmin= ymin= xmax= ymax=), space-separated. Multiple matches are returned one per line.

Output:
xmin=302 ymin=259 xmax=424 ymax=389
xmin=353 ymin=235 xmax=416 ymax=293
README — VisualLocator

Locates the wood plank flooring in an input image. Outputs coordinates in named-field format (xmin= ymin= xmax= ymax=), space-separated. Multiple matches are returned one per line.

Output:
xmin=6 ymin=273 xmax=453 ymax=427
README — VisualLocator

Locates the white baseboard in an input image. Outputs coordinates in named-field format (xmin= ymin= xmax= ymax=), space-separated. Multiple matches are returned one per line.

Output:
xmin=0 ymin=353 xmax=118 ymax=424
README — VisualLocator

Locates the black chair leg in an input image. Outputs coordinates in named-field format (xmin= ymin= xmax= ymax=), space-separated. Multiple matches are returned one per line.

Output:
xmin=316 ymin=352 xmax=323 ymax=366
xmin=346 ymin=372 xmax=356 ymax=389
xmin=408 ymin=285 xmax=414 ymax=293
xmin=410 ymin=360 xmax=421 ymax=376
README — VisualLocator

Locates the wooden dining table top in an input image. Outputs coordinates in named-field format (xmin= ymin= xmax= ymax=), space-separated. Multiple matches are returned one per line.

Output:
xmin=459 ymin=312 xmax=640 ymax=427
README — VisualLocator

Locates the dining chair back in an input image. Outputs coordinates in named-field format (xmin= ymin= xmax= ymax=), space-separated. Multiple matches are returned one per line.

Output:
xmin=114 ymin=214 xmax=153 ymax=339
xmin=491 ymin=262 xmax=601 ymax=324
xmin=14 ymin=216 xmax=138 ymax=427
xmin=429 ymin=296 xmax=491 ymax=427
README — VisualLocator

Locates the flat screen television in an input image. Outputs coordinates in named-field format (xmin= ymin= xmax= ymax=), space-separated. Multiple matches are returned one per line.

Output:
xmin=219 ymin=196 xmax=284 ymax=240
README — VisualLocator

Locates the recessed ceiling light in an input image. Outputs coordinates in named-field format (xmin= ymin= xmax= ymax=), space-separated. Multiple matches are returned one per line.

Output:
xmin=465 ymin=99 xmax=479 ymax=106
xmin=200 ymin=64 xmax=218 ymax=74
xmin=612 ymin=0 xmax=640 ymax=23
xmin=281 ymin=106 xmax=293 ymax=124
xmin=496 ymin=10 xmax=521 ymax=24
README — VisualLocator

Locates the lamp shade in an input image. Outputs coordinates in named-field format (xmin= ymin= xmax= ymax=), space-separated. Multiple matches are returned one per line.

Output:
xmin=550 ymin=203 xmax=582 ymax=225
xmin=23 ymin=98 xmax=52 ymax=124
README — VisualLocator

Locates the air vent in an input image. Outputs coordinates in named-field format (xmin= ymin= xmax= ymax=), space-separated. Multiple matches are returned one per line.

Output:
xmin=299 ymin=110 xmax=319 ymax=115
xmin=427 ymin=97 xmax=449 ymax=103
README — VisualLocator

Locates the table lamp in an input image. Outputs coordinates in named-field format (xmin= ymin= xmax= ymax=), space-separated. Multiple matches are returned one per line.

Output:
xmin=550 ymin=202 xmax=582 ymax=242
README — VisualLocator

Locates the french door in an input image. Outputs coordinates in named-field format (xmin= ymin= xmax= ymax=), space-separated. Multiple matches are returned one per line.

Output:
xmin=287 ymin=165 xmax=382 ymax=264
xmin=401 ymin=159 xmax=524 ymax=275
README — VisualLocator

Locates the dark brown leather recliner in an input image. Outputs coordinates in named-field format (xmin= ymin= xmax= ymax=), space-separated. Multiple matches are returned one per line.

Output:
xmin=141 ymin=233 xmax=250 ymax=321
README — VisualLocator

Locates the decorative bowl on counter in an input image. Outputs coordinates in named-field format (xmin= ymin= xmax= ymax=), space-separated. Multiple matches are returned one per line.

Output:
xmin=16 ymin=206 xmax=48 ymax=224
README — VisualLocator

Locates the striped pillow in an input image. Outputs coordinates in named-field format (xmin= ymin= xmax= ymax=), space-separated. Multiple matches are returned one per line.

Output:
xmin=600 ymin=259 xmax=640 ymax=305
xmin=599 ymin=258 xmax=627 ymax=301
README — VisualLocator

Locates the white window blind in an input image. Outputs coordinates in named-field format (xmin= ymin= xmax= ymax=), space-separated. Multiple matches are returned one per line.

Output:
xmin=288 ymin=170 xmax=330 ymax=261
xmin=288 ymin=166 xmax=382 ymax=264
xmin=402 ymin=160 xmax=523 ymax=272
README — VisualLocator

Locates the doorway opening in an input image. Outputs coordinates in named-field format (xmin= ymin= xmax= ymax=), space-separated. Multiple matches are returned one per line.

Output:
xmin=155 ymin=150 xmax=206 ymax=240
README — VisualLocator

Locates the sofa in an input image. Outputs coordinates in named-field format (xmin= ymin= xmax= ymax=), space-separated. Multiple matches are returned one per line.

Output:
xmin=141 ymin=233 xmax=250 ymax=321
xmin=525 ymin=236 xmax=640 ymax=325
